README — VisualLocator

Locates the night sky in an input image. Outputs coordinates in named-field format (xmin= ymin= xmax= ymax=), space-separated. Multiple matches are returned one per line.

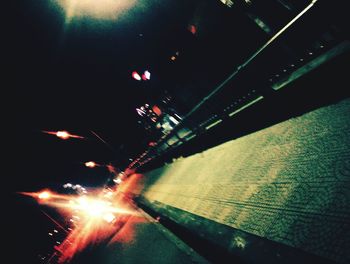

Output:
xmin=11 ymin=0 xmax=260 ymax=192
xmin=11 ymin=1 xmax=198 ymax=262
xmin=12 ymin=0 xmax=198 ymax=190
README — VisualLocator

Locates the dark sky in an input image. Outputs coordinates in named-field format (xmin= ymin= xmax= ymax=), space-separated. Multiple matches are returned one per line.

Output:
xmin=10 ymin=0 xmax=349 ymax=192
xmin=11 ymin=0 xmax=264 ymax=192
xmin=12 ymin=0 xmax=199 ymax=191
xmin=11 ymin=1 xmax=197 ymax=263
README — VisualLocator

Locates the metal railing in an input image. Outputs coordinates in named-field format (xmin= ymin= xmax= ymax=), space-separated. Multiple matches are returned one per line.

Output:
xmin=126 ymin=0 xmax=348 ymax=172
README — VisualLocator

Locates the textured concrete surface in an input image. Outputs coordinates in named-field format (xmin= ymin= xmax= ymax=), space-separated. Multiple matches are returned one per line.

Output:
xmin=139 ymin=98 xmax=350 ymax=263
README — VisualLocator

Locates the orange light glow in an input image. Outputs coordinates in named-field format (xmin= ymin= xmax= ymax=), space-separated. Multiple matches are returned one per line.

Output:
xmin=56 ymin=131 xmax=70 ymax=139
xmin=85 ymin=161 xmax=97 ymax=168
xmin=103 ymin=213 xmax=116 ymax=223
xmin=42 ymin=130 xmax=84 ymax=140
xmin=152 ymin=105 xmax=162 ymax=116
xmin=19 ymin=173 xmax=146 ymax=263
xmin=39 ymin=191 xmax=51 ymax=199
xmin=19 ymin=190 xmax=67 ymax=203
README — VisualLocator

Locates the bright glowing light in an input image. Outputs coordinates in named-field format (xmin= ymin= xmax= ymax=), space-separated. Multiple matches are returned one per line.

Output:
xmin=85 ymin=161 xmax=97 ymax=168
xmin=132 ymin=71 xmax=141 ymax=81
xmin=103 ymin=213 xmax=115 ymax=223
xmin=42 ymin=130 xmax=84 ymax=140
xmin=56 ymin=131 xmax=70 ymax=139
xmin=104 ymin=191 xmax=113 ymax=197
xmin=39 ymin=191 xmax=51 ymax=199
xmin=152 ymin=105 xmax=162 ymax=116
xmin=136 ymin=108 xmax=146 ymax=116
xmin=113 ymin=178 xmax=122 ymax=184
xmin=84 ymin=200 xmax=106 ymax=216
xmin=219 ymin=0 xmax=234 ymax=8
xmin=69 ymin=196 xmax=118 ymax=224
xmin=53 ymin=0 xmax=137 ymax=22
xmin=19 ymin=180 xmax=143 ymax=263
xmin=169 ymin=116 xmax=180 ymax=125
xmin=144 ymin=70 xmax=151 ymax=80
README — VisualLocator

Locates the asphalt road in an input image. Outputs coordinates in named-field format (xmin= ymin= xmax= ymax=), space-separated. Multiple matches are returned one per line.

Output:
xmin=68 ymin=204 xmax=209 ymax=264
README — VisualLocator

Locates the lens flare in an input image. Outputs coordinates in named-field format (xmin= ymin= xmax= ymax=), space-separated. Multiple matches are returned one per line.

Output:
xmin=19 ymin=174 xmax=146 ymax=263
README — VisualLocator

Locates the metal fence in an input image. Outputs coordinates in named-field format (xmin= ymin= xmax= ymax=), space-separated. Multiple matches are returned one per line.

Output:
xmin=127 ymin=0 xmax=349 ymax=172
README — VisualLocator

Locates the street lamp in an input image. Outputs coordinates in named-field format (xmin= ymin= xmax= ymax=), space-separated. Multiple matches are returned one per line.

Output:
xmin=42 ymin=130 xmax=84 ymax=140
xmin=38 ymin=191 xmax=51 ymax=200
xmin=84 ymin=161 xmax=100 ymax=168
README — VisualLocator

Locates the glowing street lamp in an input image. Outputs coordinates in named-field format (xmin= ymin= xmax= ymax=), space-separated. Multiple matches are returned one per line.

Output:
xmin=53 ymin=0 xmax=137 ymax=22
xmin=43 ymin=130 xmax=84 ymax=140
xmin=56 ymin=131 xmax=70 ymax=140
xmin=38 ymin=191 xmax=51 ymax=200
xmin=84 ymin=161 xmax=99 ymax=168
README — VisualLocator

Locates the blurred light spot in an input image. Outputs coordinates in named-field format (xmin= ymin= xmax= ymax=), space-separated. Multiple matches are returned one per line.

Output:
xmin=56 ymin=131 xmax=70 ymax=139
xmin=54 ymin=0 xmax=137 ymax=22
xmin=232 ymin=236 xmax=246 ymax=249
xmin=144 ymin=70 xmax=151 ymax=80
xmin=136 ymin=108 xmax=146 ymax=116
xmin=85 ymin=161 xmax=97 ymax=168
xmin=103 ymin=213 xmax=115 ymax=223
xmin=188 ymin=24 xmax=196 ymax=34
xmin=39 ymin=191 xmax=51 ymax=200
xmin=113 ymin=178 xmax=122 ymax=184
xmin=169 ymin=116 xmax=179 ymax=125
xmin=132 ymin=71 xmax=141 ymax=81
